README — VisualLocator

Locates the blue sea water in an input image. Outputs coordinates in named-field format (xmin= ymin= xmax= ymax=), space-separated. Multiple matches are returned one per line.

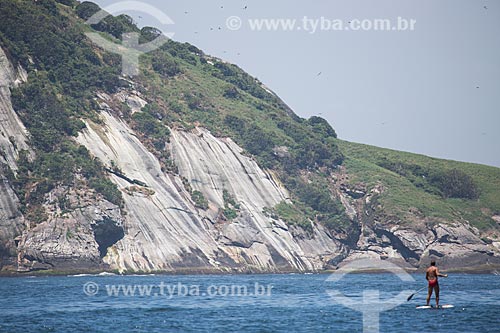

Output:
xmin=1 ymin=273 xmax=499 ymax=332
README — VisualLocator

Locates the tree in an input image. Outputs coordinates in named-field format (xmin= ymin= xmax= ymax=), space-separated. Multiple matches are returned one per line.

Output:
xmin=76 ymin=1 xmax=100 ymax=20
xmin=307 ymin=116 xmax=337 ymax=138
xmin=140 ymin=26 xmax=162 ymax=43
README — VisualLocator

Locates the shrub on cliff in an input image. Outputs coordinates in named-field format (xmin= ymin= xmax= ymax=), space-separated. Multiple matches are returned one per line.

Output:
xmin=431 ymin=169 xmax=480 ymax=200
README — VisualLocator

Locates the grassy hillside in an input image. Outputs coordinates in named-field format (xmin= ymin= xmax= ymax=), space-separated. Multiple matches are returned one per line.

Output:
xmin=337 ymin=140 xmax=500 ymax=231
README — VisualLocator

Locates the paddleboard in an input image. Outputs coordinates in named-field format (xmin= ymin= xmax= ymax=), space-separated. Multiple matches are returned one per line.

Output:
xmin=416 ymin=304 xmax=454 ymax=309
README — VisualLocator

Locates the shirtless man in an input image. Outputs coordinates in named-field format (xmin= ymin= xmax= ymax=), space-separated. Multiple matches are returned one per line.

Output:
xmin=426 ymin=260 xmax=448 ymax=307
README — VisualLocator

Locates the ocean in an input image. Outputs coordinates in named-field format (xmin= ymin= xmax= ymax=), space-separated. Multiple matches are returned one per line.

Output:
xmin=1 ymin=273 xmax=499 ymax=332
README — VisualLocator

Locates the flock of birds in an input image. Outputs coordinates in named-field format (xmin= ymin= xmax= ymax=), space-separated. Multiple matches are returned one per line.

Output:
xmin=132 ymin=2 xmax=492 ymax=80
xmin=176 ymin=4 xmax=329 ymax=78
xmin=186 ymin=5 xmax=248 ymax=35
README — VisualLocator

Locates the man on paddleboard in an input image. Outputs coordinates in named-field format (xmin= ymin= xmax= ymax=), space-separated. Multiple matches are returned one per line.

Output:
xmin=426 ymin=260 xmax=448 ymax=307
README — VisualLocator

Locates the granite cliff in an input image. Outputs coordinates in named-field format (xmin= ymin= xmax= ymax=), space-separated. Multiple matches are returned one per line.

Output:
xmin=0 ymin=0 xmax=499 ymax=274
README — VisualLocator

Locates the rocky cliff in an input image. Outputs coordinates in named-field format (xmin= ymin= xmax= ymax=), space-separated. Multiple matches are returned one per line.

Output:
xmin=0 ymin=46 xmax=28 ymax=269
xmin=1 ymin=45 xmax=123 ymax=272
xmin=0 ymin=0 xmax=499 ymax=274
xmin=74 ymin=92 xmax=344 ymax=273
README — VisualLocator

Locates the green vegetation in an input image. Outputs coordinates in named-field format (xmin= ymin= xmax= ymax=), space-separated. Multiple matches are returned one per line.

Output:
xmin=222 ymin=189 xmax=240 ymax=220
xmin=0 ymin=0 xmax=124 ymax=220
xmin=75 ymin=1 xmax=100 ymax=20
xmin=376 ymin=158 xmax=479 ymax=199
xmin=131 ymin=110 xmax=170 ymax=150
xmin=337 ymin=140 xmax=500 ymax=230
xmin=223 ymin=189 xmax=240 ymax=209
xmin=88 ymin=177 xmax=123 ymax=206
xmin=223 ymin=208 xmax=238 ymax=220
xmin=76 ymin=1 xmax=139 ymax=39
xmin=264 ymin=201 xmax=313 ymax=232
xmin=212 ymin=62 xmax=273 ymax=102
xmin=11 ymin=143 xmax=124 ymax=211
xmin=223 ymin=86 xmax=241 ymax=99
xmin=150 ymin=51 xmax=182 ymax=78
xmin=262 ymin=174 xmax=351 ymax=234
xmin=181 ymin=177 xmax=208 ymax=210
xmin=191 ymin=190 xmax=209 ymax=210
xmin=281 ymin=174 xmax=351 ymax=233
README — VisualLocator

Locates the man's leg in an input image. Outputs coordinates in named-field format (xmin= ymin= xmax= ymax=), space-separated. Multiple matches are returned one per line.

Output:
xmin=426 ymin=286 xmax=432 ymax=306
xmin=435 ymin=284 xmax=440 ymax=307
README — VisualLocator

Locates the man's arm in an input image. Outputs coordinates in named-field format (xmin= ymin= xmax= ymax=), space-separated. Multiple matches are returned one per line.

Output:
xmin=436 ymin=268 xmax=448 ymax=278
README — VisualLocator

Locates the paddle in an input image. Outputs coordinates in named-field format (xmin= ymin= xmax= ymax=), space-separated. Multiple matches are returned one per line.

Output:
xmin=407 ymin=286 xmax=427 ymax=301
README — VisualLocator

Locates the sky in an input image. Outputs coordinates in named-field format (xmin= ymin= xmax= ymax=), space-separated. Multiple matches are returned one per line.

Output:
xmin=92 ymin=0 xmax=500 ymax=167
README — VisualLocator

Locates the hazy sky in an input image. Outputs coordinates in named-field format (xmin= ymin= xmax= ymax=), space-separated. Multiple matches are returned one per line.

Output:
xmin=92 ymin=0 xmax=500 ymax=167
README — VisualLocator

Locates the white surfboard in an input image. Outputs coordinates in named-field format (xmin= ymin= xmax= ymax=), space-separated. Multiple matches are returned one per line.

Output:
xmin=416 ymin=304 xmax=454 ymax=309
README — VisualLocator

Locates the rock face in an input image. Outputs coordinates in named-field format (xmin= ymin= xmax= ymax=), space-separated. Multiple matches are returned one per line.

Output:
xmin=0 ymin=171 xmax=23 ymax=269
xmin=0 ymin=48 xmax=124 ymax=273
xmin=17 ymin=186 xmax=124 ymax=272
xmin=335 ymin=178 xmax=500 ymax=271
xmin=0 ymin=48 xmax=30 ymax=171
xmin=0 ymin=47 xmax=30 ymax=269
xmin=170 ymin=128 xmax=347 ymax=271
xmin=76 ymin=104 xmax=344 ymax=273
xmin=73 ymin=92 xmax=500 ymax=272
xmin=347 ymin=222 xmax=497 ymax=270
